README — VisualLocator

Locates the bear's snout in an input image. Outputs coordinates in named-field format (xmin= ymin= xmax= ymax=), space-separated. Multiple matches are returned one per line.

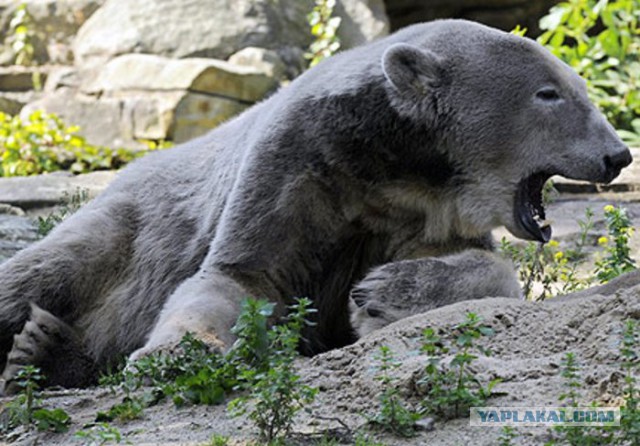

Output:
xmin=602 ymin=147 xmax=633 ymax=183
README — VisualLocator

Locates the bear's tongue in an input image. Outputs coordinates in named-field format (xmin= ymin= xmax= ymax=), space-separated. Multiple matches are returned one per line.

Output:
xmin=515 ymin=172 xmax=552 ymax=243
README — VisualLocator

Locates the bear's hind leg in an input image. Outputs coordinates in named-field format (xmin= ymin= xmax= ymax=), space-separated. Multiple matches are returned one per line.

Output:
xmin=1 ymin=303 xmax=95 ymax=395
xmin=0 ymin=197 xmax=135 ymax=372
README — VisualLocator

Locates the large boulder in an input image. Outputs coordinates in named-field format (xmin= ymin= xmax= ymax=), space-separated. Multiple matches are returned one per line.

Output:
xmin=73 ymin=0 xmax=388 ymax=68
xmin=23 ymin=54 xmax=279 ymax=146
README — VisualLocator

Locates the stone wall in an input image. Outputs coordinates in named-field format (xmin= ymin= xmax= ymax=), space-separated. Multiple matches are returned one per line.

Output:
xmin=0 ymin=0 xmax=388 ymax=148
xmin=0 ymin=0 xmax=564 ymax=148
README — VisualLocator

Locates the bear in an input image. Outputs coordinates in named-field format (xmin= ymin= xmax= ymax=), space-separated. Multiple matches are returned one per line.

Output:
xmin=0 ymin=19 xmax=632 ymax=392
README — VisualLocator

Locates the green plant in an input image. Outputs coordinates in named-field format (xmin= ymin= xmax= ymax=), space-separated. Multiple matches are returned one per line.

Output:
xmin=419 ymin=313 xmax=499 ymax=420
xmin=96 ymin=396 xmax=145 ymax=423
xmin=306 ymin=0 xmax=342 ymax=67
xmin=99 ymin=298 xmax=318 ymax=444
xmin=498 ymin=426 xmax=518 ymax=446
xmin=559 ymin=352 xmax=582 ymax=408
xmin=368 ymin=345 xmax=420 ymax=437
xmin=229 ymin=297 xmax=275 ymax=369
xmin=6 ymin=3 xmax=42 ymax=90
xmin=111 ymin=332 xmax=236 ymax=408
xmin=37 ymin=188 xmax=90 ymax=236
xmin=31 ymin=408 xmax=71 ymax=433
xmin=619 ymin=319 xmax=640 ymax=444
xmin=0 ymin=110 xmax=152 ymax=177
xmin=537 ymin=0 xmax=640 ymax=143
xmin=595 ymin=204 xmax=637 ymax=283
xmin=500 ymin=234 xmax=592 ymax=301
xmin=500 ymin=206 xmax=598 ymax=300
xmin=0 ymin=366 xmax=70 ymax=433
xmin=206 ymin=434 xmax=230 ymax=446
xmin=548 ymin=321 xmax=640 ymax=445
xmin=229 ymin=298 xmax=318 ymax=443
xmin=75 ymin=422 xmax=123 ymax=445
xmin=353 ymin=433 xmax=386 ymax=446
xmin=550 ymin=352 xmax=616 ymax=445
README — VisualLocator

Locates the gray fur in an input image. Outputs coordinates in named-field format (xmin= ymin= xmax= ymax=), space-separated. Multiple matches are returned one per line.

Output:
xmin=349 ymin=250 xmax=522 ymax=337
xmin=0 ymin=20 xmax=631 ymax=390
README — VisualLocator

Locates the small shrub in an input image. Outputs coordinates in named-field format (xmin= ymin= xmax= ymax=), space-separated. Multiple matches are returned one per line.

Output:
xmin=112 ymin=332 xmax=235 ymax=408
xmin=500 ymin=207 xmax=594 ymax=300
xmin=498 ymin=426 xmax=518 ymax=446
xmin=96 ymin=396 xmax=145 ymax=423
xmin=368 ymin=345 xmax=420 ymax=437
xmin=419 ymin=313 xmax=499 ymax=420
xmin=353 ymin=434 xmax=386 ymax=446
xmin=619 ymin=319 xmax=640 ymax=444
xmin=229 ymin=298 xmax=318 ymax=443
xmin=36 ymin=188 xmax=90 ymax=237
xmin=0 ymin=110 xmax=152 ymax=177
xmin=75 ymin=422 xmax=123 ymax=445
xmin=207 ymin=434 xmax=230 ymax=446
xmin=0 ymin=366 xmax=70 ymax=434
xmin=537 ymin=0 xmax=640 ymax=143
xmin=6 ymin=3 xmax=42 ymax=89
xmin=547 ymin=320 xmax=640 ymax=445
xmin=306 ymin=0 xmax=342 ymax=67
xmin=501 ymin=203 xmax=638 ymax=300
xmin=31 ymin=408 xmax=71 ymax=433
xmin=595 ymin=204 xmax=637 ymax=283
xmin=101 ymin=298 xmax=318 ymax=444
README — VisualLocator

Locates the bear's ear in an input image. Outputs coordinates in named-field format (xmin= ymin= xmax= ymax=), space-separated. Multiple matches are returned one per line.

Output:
xmin=382 ymin=43 xmax=443 ymax=98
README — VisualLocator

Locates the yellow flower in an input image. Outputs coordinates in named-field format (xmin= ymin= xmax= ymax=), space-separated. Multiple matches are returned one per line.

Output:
xmin=604 ymin=205 xmax=615 ymax=213
xmin=598 ymin=236 xmax=609 ymax=245
xmin=554 ymin=251 xmax=564 ymax=261
xmin=548 ymin=240 xmax=559 ymax=248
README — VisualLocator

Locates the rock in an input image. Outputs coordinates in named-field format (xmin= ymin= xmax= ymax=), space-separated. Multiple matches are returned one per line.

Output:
xmin=0 ymin=0 xmax=105 ymax=64
xmin=24 ymin=54 xmax=278 ymax=146
xmin=0 ymin=91 xmax=44 ymax=115
xmin=82 ymin=54 xmax=278 ymax=103
xmin=0 ymin=94 xmax=24 ymax=115
xmin=0 ymin=170 xmax=116 ymax=209
xmin=73 ymin=0 xmax=388 ymax=68
xmin=21 ymin=88 xmax=127 ymax=147
xmin=43 ymin=66 xmax=80 ymax=92
xmin=171 ymin=92 xmax=248 ymax=143
xmin=228 ymin=47 xmax=287 ymax=80
xmin=0 ymin=66 xmax=47 ymax=91
xmin=0 ymin=212 xmax=39 ymax=264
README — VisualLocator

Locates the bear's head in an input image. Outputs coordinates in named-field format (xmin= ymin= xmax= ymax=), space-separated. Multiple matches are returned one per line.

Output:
xmin=381 ymin=20 xmax=632 ymax=242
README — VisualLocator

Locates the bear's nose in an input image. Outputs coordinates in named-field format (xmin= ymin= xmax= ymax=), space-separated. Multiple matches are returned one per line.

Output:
xmin=603 ymin=148 xmax=633 ymax=183
xmin=606 ymin=148 xmax=633 ymax=170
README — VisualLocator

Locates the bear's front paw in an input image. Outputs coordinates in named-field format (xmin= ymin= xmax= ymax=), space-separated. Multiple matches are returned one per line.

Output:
xmin=349 ymin=267 xmax=399 ymax=339
xmin=128 ymin=331 xmax=225 ymax=364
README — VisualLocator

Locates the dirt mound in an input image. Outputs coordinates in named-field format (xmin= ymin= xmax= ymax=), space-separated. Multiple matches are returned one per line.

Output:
xmin=2 ymin=284 xmax=638 ymax=445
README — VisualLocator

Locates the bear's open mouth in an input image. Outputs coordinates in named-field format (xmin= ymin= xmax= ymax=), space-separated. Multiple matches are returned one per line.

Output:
xmin=515 ymin=172 xmax=553 ymax=243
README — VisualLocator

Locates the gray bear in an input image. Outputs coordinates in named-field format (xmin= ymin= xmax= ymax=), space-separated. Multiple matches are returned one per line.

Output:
xmin=0 ymin=19 xmax=631 ymax=392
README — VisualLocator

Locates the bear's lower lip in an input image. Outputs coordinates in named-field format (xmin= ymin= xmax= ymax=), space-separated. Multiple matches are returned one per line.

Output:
xmin=514 ymin=172 xmax=553 ymax=243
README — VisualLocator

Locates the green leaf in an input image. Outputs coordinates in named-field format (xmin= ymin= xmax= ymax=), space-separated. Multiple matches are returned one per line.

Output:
xmin=539 ymin=4 xmax=570 ymax=31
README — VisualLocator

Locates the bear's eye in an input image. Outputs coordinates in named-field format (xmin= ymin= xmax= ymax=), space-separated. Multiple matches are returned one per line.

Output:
xmin=536 ymin=88 xmax=561 ymax=101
